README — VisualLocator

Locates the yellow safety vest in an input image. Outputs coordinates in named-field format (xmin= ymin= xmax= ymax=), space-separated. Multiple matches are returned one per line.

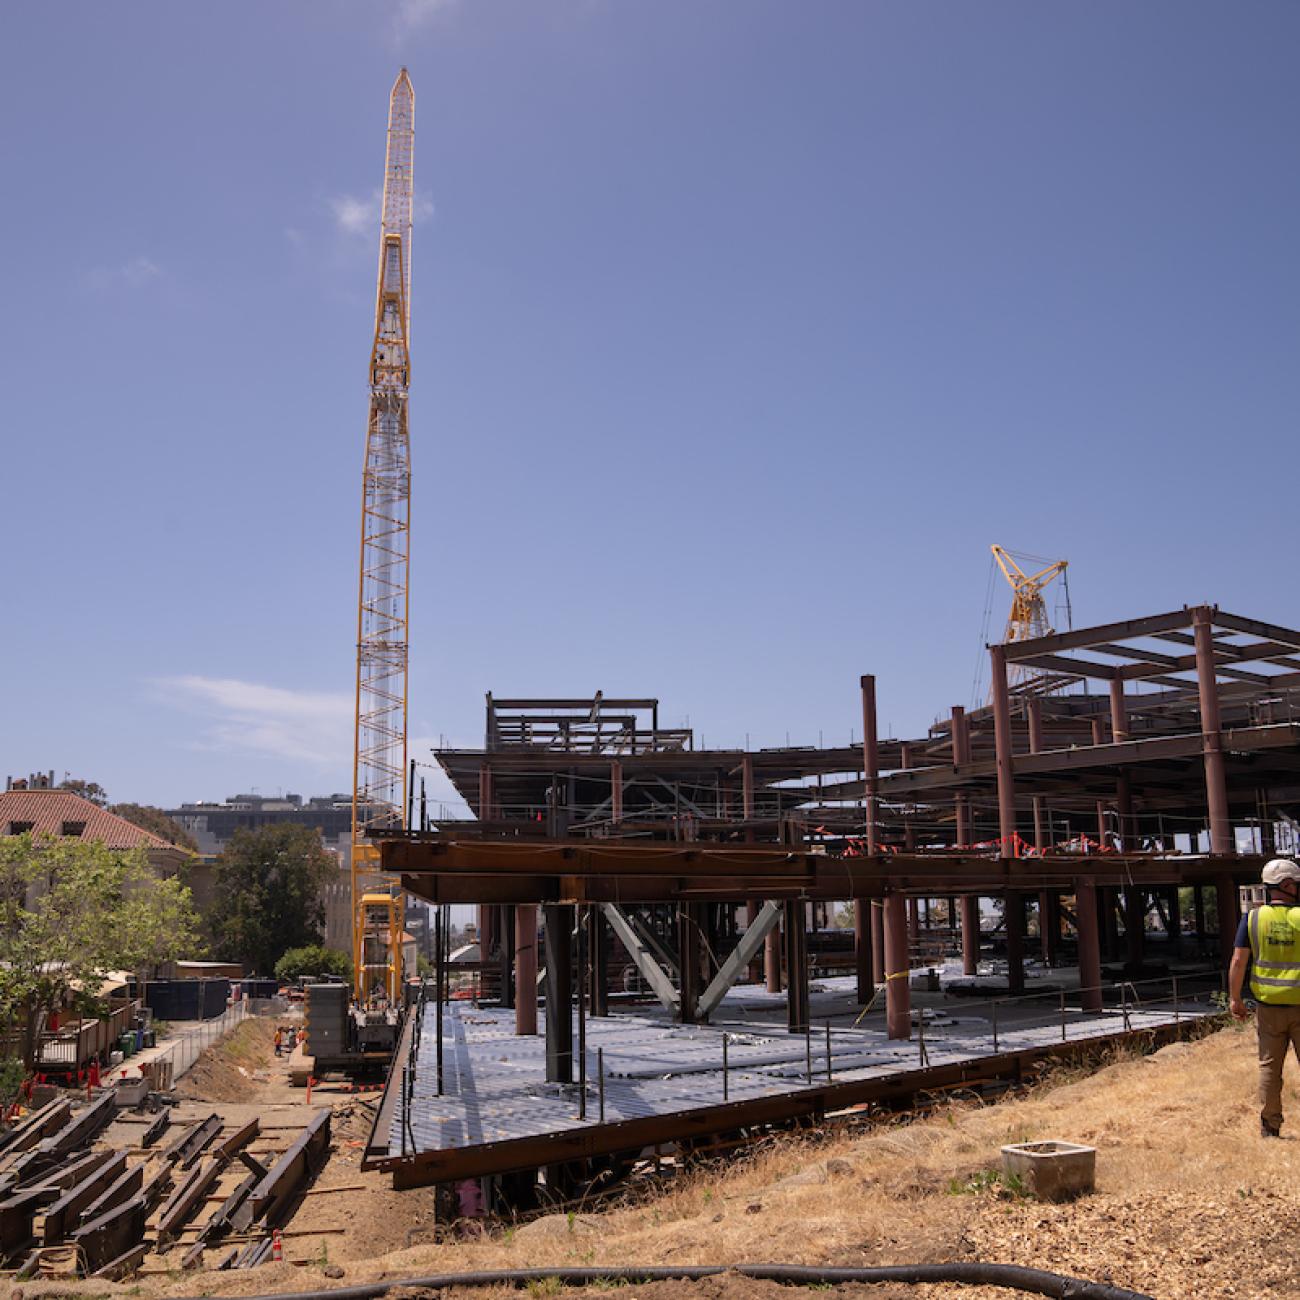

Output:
xmin=1248 ymin=905 xmax=1300 ymax=1005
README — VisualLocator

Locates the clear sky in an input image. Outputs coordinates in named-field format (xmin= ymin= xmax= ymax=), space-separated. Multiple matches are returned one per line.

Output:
xmin=2 ymin=2 xmax=1298 ymax=813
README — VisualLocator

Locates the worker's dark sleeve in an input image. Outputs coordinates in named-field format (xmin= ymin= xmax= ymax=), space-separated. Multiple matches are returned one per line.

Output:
xmin=1235 ymin=913 xmax=1251 ymax=950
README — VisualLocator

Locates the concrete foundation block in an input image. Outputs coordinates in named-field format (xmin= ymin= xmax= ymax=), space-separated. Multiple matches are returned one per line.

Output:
xmin=1000 ymin=1140 xmax=1096 ymax=1201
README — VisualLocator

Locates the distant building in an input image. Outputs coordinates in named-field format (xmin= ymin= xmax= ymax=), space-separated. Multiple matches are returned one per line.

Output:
xmin=165 ymin=792 xmax=356 ymax=951
xmin=0 ymin=778 xmax=203 ymax=904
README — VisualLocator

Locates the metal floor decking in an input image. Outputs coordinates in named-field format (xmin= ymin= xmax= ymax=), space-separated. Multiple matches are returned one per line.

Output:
xmin=369 ymin=977 xmax=1217 ymax=1182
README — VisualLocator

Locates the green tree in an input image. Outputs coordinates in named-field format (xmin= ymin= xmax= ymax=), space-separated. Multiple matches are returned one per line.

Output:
xmin=209 ymin=825 xmax=337 ymax=975
xmin=57 ymin=777 xmax=108 ymax=807
xmin=110 ymin=803 xmax=200 ymax=854
xmin=0 ymin=835 xmax=202 ymax=1069
xmin=274 ymin=945 xmax=352 ymax=985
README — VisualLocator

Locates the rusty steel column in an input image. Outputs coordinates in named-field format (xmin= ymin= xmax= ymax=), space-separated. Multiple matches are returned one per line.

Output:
xmin=610 ymin=760 xmax=623 ymax=824
xmin=856 ymin=674 xmax=882 ymax=1002
xmin=477 ymin=764 xmax=495 ymax=953
xmin=741 ymin=754 xmax=755 ymax=833
xmin=961 ymin=895 xmax=980 ymax=975
xmin=884 ymin=893 xmax=910 ymax=1040
xmin=1110 ymin=675 xmax=1136 ymax=853
xmin=1075 ymin=878 xmax=1103 ymax=1012
xmin=861 ymin=675 xmax=880 ymax=853
xmin=514 ymin=903 xmax=538 ymax=1036
xmin=952 ymin=706 xmax=971 ymax=847
xmin=1124 ymin=886 xmax=1145 ymax=971
xmin=989 ymin=644 xmax=1017 ymax=856
xmin=1166 ymin=886 xmax=1183 ymax=958
xmin=1027 ymin=696 xmax=1047 ymax=852
xmin=853 ymin=900 xmax=873 ymax=1003
xmin=1215 ymin=872 xmax=1239 ymax=969
xmin=1005 ymin=890 xmax=1025 ymax=996
xmin=1193 ymin=606 xmax=1233 ymax=857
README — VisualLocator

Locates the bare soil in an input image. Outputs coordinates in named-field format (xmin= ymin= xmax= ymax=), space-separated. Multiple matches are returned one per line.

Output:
xmin=19 ymin=1017 xmax=1300 ymax=1300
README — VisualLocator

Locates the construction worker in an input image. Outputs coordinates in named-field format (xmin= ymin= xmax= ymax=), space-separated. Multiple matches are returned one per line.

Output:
xmin=1229 ymin=858 xmax=1300 ymax=1136
xmin=273 ymin=1027 xmax=284 ymax=1057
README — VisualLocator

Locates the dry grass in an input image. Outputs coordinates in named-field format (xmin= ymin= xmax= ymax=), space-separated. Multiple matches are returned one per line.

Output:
xmin=26 ymin=1018 xmax=1300 ymax=1300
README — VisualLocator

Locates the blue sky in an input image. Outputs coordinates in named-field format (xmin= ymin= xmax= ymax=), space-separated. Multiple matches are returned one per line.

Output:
xmin=2 ymin=2 xmax=1298 ymax=812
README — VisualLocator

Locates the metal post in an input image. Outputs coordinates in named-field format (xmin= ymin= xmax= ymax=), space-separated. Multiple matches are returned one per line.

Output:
xmin=805 ymin=1024 xmax=813 ymax=1083
xmin=1122 ymin=984 xmax=1131 ymax=1032
xmin=884 ymin=893 xmax=911 ymax=1040
xmin=990 ymin=644 xmax=1017 ymax=857
xmin=861 ymin=675 xmax=879 ymax=855
xmin=1173 ymin=975 xmax=1181 ymax=1025
xmin=991 ymin=1000 xmax=999 ymax=1053
xmin=435 ymin=905 xmax=444 ymax=1096
xmin=598 ymin=1047 xmax=606 ymax=1122
xmin=917 ymin=1008 xmax=928 ymax=1067
xmin=578 ymin=907 xmax=588 ymax=1119
xmin=722 ymin=1033 xmax=729 ymax=1101
xmin=1193 ymin=606 xmax=1233 ymax=856
xmin=825 ymin=1020 xmax=833 ymax=1082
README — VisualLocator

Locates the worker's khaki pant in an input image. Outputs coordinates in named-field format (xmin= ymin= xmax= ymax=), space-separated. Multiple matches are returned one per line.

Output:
xmin=1257 ymin=1003 xmax=1300 ymax=1130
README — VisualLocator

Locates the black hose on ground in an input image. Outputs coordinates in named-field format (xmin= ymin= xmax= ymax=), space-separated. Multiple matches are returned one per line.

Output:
xmin=178 ymin=1261 xmax=1154 ymax=1300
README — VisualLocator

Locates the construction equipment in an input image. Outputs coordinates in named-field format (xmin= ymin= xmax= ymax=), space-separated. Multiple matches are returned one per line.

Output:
xmin=990 ymin=544 xmax=1071 ymax=694
xmin=350 ymin=68 xmax=415 ymax=1009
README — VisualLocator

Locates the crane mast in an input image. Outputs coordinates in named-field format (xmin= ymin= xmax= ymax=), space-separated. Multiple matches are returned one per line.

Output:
xmin=352 ymin=69 xmax=414 ymax=1004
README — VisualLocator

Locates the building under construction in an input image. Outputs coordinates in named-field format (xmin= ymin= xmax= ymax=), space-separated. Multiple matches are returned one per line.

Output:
xmin=358 ymin=600 xmax=1300 ymax=1202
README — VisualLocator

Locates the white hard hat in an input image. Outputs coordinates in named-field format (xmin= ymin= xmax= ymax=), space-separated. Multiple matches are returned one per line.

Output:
xmin=1261 ymin=858 xmax=1300 ymax=886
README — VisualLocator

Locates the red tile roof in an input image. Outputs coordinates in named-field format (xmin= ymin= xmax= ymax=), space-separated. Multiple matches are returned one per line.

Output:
xmin=0 ymin=789 xmax=175 ymax=851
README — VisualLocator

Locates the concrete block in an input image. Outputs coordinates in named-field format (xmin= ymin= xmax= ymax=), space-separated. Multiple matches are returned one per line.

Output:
xmin=1000 ymin=1140 xmax=1096 ymax=1202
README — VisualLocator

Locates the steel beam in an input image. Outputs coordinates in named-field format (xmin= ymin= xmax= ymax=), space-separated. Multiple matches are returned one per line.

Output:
xmin=600 ymin=904 xmax=679 ymax=1013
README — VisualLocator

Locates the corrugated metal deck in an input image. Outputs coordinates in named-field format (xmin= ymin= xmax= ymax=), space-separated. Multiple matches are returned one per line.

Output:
xmin=371 ymin=977 xmax=1215 ymax=1175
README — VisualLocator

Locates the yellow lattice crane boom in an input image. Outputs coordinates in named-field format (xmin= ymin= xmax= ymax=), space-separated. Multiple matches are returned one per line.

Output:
xmin=352 ymin=69 xmax=414 ymax=1005
xmin=991 ymin=545 xmax=1067 ymax=646
xmin=989 ymin=544 xmax=1071 ymax=695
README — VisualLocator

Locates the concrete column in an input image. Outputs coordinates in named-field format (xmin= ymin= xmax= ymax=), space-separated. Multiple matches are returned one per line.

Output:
xmin=1193 ymin=606 xmax=1233 ymax=856
xmin=1005 ymin=891 xmax=1025 ymax=995
xmin=515 ymin=903 xmax=538 ymax=1036
xmin=1075 ymin=878 xmax=1103 ymax=1012
xmin=961 ymin=895 xmax=980 ymax=975
xmin=884 ymin=893 xmax=910 ymax=1040
xmin=542 ymin=904 xmax=573 ymax=1081
xmin=990 ymin=644 xmax=1017 ymax=856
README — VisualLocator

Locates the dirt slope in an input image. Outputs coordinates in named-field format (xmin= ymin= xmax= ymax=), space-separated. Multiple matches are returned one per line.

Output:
xmin=25 ymin=1017 xmax=1300 ymax=1300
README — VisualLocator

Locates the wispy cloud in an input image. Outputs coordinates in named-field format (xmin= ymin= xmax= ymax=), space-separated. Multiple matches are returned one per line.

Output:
xmin=327 ymin=189 xmax=436 ymax=240
xmin=86 ymin=256 xmax=163 ymax=292
xmin=330 ymin=189 xmax=381 ymax=238
xmin=394 ymin=0 xmax=459 ymax=39
xmin=156 ymin=675 xmax=352 ymax=766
